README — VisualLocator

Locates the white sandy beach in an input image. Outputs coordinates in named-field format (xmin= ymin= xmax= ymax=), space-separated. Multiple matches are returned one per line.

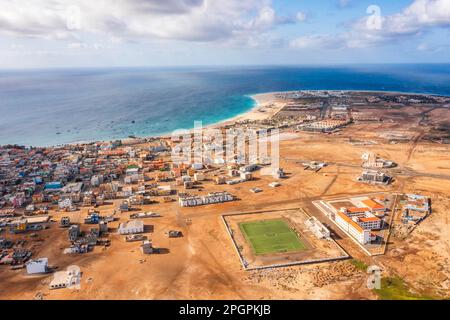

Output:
xmin=206 ymin=92 xmax=284 ymax=130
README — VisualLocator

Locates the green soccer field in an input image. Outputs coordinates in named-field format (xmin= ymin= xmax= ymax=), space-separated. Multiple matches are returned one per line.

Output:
xmin=239 ymin=219 xmax=307 ymax=255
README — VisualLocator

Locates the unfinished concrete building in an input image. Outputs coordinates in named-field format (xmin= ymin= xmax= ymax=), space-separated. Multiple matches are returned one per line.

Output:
xmin=358 ymin=170 xmax=392 ymax=185
xmin=68 ymin=225 xmax=80 ymax=242
xmin=305 ymin=217 xmax=331 ymax=239
xmin=141 ymin=240 xmax=159 ymax=254
xmin=60 ymin=217 xmax=71 ymax=228
xmin=362 ymin=152 xmax=396 ymax=168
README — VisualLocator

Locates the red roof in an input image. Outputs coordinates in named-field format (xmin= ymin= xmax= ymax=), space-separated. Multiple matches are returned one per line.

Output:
xmin=362 ymin=199 xmax=385 ymax=210
xmin=337 ymin=211 xmax=364 ymax=232
xmin=359 ymin=216 xmax=380 ymax=223
xmin=346 ymin=207 xmax=369 ymax=213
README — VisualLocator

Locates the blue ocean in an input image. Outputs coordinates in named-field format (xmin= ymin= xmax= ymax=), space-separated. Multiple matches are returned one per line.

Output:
xmin=1 ymin=64 xmax=450 ymax=147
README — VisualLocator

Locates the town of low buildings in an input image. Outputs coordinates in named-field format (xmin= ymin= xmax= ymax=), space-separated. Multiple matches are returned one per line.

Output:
xmin=0 ymin=90 xmax=447 ymax=299
xmin=299 ymin=119 xmax=352 ymax=133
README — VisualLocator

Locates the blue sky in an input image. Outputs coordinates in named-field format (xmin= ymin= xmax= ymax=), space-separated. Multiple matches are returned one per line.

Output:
xmin=0 ymin=0 xmax=449 ymax=68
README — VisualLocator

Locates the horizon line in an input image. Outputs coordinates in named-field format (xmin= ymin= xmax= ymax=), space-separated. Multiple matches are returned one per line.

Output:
xmin=2 ymin=62 xmax=450 ymax=72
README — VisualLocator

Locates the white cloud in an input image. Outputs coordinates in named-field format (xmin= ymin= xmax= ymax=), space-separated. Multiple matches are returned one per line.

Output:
xmin=9 ymin=43 xmax=25 ymax=50
xmin=0 ymin=0 xmax=296 ymax=47
xmin=348 ymin=0 xmax=450 ymax=47
xmin=250 ymin=6 xmax=277 ymax=29
xmin=405 ymin=0 xmax=450 ymax=26
xmin=416 ymin=42 xmax=449 ymax=52
xmin=67 ymin=42 xmax=111 ymax=50
xmin=290 ymin=34 xmax=342 ymax=49
xmin=337 ymin=0 xmax=352 ymax=9
xmin=296 ymin=11 xmax=307 ymax=22
xmin=291 ymin=0 xmax=450 ymax=50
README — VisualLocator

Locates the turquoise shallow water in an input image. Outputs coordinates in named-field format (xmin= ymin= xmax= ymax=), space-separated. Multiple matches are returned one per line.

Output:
xmin=1 ymin=64 xmax=450 ymax=147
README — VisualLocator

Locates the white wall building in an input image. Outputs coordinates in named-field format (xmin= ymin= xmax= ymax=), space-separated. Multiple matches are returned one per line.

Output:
xmin=305 ymin=217 xmax=331 ymax=239
xmin=194 ymin=173 xmax=205 ymax=181
xmin=240 ymin=164 xmax=258 ymax=173
xmin=358 ymin=216 xmax=382 ymax=230
xmin=240 ymin=172 xmax=252 ymax=181
xmin=335 ymin=211 xmax=371 ymax=244
xmin=272 ymin=168 xmax=286 ymax=179
xmin=126 ymin=167 xmax=139 ymax=176
xmin=49 ymin=265 xmax=81 ymax=290
xmin=26 ymin=258 xmax=49 ymax=274
xmin=90 ymin=175 xmax=104 ymax=187
xmin=58 ymin=198 xmax=73 ymax=210
xmin=192 ymin=163 xmax=203 ymax=170
xmin=178 ymin=192 xmax=234 ymax=207
xmin=118 ymin=220 xmax=144 ymax=235
xmin=124 ymin=174 xmax=140 ymax=184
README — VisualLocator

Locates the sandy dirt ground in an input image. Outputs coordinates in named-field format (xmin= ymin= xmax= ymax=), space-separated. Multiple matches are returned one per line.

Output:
xmin=1 ymin=92 xmax=449 ymax=300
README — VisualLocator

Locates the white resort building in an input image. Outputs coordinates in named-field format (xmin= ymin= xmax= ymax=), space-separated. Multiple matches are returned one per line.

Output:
xmin=334 ymin=198 xmax=385 ymax=245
